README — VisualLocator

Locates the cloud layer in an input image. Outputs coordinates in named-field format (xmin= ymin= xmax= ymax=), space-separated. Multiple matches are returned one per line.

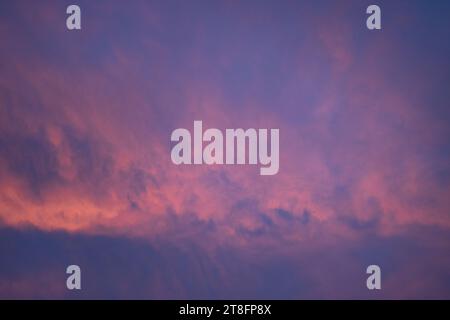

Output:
xmin=0 ymin=0 xmax=449 ymax=298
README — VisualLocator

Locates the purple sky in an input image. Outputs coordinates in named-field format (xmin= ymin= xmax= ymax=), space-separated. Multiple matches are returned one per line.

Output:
xmin=0 ymin=0 xmax=449 ymax=299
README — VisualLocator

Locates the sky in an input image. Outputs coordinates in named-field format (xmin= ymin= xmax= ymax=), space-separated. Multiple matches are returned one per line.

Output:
xmin=0 ymin=0 xmax=449 ymax=299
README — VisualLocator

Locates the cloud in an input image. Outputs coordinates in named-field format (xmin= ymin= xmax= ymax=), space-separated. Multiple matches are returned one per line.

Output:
xmin=0 ymin=0 xmax=449 ymax=298
xmin=1 ymin=225 xmax=449 ymax=299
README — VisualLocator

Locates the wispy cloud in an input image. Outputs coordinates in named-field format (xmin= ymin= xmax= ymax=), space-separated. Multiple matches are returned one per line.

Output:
xmin=0 ymin=0 xmax=449 ymax=298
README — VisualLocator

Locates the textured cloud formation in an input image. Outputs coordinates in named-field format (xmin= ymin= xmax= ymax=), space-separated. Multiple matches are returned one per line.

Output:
xmin=0 ymin=0 xmax=449 ymax=298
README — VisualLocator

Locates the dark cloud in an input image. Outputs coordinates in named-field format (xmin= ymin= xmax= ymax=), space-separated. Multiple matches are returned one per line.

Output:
xmin=1 ymin=226 xmax=449 ymax=299
xmin=0 ymin=133 xmax=59 ymax=197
